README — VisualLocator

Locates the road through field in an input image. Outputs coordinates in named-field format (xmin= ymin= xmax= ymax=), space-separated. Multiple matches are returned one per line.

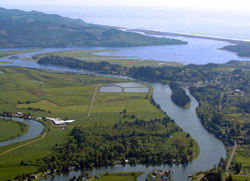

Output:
xmin=0 ymin=121 xmax=53 ymax=157
xmin=226 ymin=142 xmax=238 ymax=172
xmin=87 ymin=86 xmax=98 ymax=117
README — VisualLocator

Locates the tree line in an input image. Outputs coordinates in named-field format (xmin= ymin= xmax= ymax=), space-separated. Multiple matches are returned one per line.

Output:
xmin=37 ymin=118 xmax=196 ymax=173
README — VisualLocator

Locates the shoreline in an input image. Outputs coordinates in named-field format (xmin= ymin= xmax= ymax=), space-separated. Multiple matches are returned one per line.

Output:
xmin=125 ymin=28 xmax=250 ymax=44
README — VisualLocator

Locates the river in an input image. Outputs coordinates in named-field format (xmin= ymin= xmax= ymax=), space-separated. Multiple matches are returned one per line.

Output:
xmin=0 ymin=117 xmax=44 ymax=147
xmin=0 ymin=49 xmax=226 ymax=180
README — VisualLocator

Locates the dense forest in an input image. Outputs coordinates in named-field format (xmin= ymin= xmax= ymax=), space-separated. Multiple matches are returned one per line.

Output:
xmin=38 ymin=118 xmax=196 ymax=173
xmin=38 ymin=56 xmax=124 ymax=74
xmin=189 ymin=64 xmax=250 ymax=146
xmin=38 ymin=55 xmax=222 ymax=83
xmin=169 ymin=82 xmax=191 ymax=108
xmin=221 ymin=41 xmax=250 ymax=57
xmin=0 ymin=7 xmax=187 ymax=48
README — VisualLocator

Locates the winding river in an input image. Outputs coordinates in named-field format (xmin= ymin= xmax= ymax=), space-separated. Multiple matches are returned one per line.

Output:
xmin=0 ymin=48 xmax=226 ymax=180
xmin=0 ymin=117 xmax=44 ymax=147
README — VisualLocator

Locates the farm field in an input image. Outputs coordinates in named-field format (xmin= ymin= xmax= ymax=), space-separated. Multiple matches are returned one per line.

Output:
xmin=0 ymin=66 xmax=190 ymax=180
xmin=228 ymin=145 xmax=250 ymax=180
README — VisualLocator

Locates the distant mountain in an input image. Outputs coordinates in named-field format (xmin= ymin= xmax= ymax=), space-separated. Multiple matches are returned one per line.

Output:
xmin=0 ymin=7 xmax=187 ymax=48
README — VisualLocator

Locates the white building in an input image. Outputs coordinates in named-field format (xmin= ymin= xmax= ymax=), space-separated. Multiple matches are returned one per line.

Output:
xmin=46 ymin=117 xmax=75 ymax=125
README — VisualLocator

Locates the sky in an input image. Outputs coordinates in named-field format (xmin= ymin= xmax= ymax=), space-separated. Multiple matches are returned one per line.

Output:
xmin=1 ymin=0 xmax=250 ymax=11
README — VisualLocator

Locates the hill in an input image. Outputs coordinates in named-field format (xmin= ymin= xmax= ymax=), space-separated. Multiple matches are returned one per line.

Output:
xmin=0 ymin=7 xmax=187 ymax=48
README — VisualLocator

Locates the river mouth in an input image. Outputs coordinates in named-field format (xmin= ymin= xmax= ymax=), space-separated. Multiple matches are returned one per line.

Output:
xmin=0 ymin=48 xmax=226 ymax=180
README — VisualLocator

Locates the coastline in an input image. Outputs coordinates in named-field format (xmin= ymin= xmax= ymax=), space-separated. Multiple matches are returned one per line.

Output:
xmin=125 ymin=28 xmax=250 ymax=44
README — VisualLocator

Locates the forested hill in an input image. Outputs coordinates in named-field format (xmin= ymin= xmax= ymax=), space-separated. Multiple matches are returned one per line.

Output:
xmin=0 ymin=7 xmax=187 ymax=48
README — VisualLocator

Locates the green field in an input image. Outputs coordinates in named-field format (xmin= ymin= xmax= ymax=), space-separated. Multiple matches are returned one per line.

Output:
xmin=31 ymin=50 xmax=182 ymax=67
xmin=0 ymin=61 xmax=13 ymax=64
xmin=229 ymin=145 xmax=250 ymax=179
xmin=0 ymin=67 xmax=198 ymax=180
xmin=234 ymin=146 xmax=250 ymax=167
xmin=231 ymin=175 xmax=250 ymax=181
xmin=0 ymin=119 xmax=29 ymax=142
xmin=0 ymin=49 xmax=41 ymax=58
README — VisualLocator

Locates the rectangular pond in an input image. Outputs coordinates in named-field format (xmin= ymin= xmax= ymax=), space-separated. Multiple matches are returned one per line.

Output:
xmin=100 ymin=82 xmax=149 ymax=93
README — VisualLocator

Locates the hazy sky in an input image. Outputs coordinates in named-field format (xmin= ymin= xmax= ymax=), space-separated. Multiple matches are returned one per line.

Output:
xmin=1 ymin=0 xmax=250 ymax=10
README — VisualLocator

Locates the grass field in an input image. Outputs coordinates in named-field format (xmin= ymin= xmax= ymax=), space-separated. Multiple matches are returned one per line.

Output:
xmin=231 ymin=175 xmax=250 ymax=181
xmin=234 ymin=146 xmax=250 ymax=167
xmin=0 ymin=66 xmax=198 ymax=180
xmin=31 ymin=49 xmax=182 ymax=67
xmin=0 ymin=49 xmax=41 ymax=58
xmin=0 ymin=119 xmax=29 ymax=142
xmin=0 ymin=61 xmax=13 ymax=64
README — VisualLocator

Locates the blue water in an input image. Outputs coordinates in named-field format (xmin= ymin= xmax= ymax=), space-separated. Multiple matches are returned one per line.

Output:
xmin=1 ymin=5 xmax=250 ymax=64
xmin=0 ymin=117 xmax=44 ymax=147
xmin=96 ymin=37 xmax=250 ymax=64
xmin=1 ymin=37 xmax=250 ymax=65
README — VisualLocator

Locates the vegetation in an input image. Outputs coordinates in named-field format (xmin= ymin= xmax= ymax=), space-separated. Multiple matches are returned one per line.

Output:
xmin=222 ymin=42 xmax=250 ymax=57
xmin=169 ymin=82 xmax=191 ymax=108
xmin=0 ymin=7 xmax=186 ymax=48
xmin=0 ymin=67 xmax=198 ymax=180
xmin=32 ymin=49 xmax=182 ymax=67
xmin=0 ymin=49 xmax=41 ymax=58
xmin=37 ymin=56 xmax=250 ymax=178
xmin=37 ymin=55 xmax=224 ymax=83
xmin=40 ymin=118 xmax=196 ymax=173
xmin=38 ymin=55 xmax=125 ymax=75
xmin=37 ymin=55 xmax=250 ymax=146
xmin=69 ymin=172 xmax=143 ymax=181
xmin=96 ymin=172 xmax=143 ymax=181
xmin=0 ymin=119 xmax=29 ymax=142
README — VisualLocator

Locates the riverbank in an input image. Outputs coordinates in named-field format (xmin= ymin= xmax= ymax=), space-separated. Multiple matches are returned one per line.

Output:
xmin=0 ymin=47 xmax=228 ymax=180
xmin=0 ymin=66 xmax=200 ymax=180
xmin=0 ymin=119 xmax=29 ymax=142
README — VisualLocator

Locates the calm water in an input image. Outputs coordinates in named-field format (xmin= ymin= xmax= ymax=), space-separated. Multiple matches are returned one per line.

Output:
xmin=100 ymin=86 xmax=123 ymax=93
xmin=1 ymin=38 xmax=250 ymax=65
xmin=100 ymin=83 xmax=149 ymax=93
xmin=0 ymin=117 xmax=44 ymax=147
xmin=96 ymin=37 xmax=250 ymax=64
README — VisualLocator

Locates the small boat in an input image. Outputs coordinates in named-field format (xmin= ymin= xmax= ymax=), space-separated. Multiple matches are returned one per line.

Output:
xmin=188 ymin=174 xmax=193 ymax=177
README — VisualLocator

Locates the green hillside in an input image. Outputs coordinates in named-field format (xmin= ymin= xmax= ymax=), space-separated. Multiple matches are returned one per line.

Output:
xmin=0 ymin=7 xmax=187 ymax=48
